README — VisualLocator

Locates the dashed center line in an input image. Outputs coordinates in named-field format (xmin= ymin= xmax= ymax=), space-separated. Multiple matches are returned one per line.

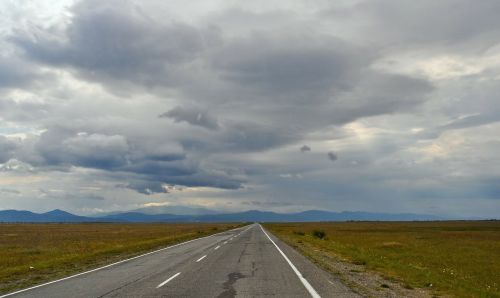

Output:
xmin=214 ymin=245 xmax=220 ymax=250
xmin=196 ymin=255 xmax=207 ymax=262
xmin=223 ymin=241 xmax=228 ymax=244
xmin=157 ymin=272 xmax=181 ymax=288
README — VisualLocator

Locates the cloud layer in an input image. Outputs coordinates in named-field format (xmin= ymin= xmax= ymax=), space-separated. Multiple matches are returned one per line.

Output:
xmin=0 ymin=0 xmax=499 ymax=217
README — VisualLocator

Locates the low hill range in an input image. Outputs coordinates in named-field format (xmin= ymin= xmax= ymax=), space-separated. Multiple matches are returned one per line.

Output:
xmin=0 ymin=208 xmax=445 ymax=223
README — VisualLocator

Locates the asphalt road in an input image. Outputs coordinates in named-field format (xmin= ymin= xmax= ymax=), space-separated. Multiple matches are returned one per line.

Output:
xmin=3 ymin=224 xmax=360 ymax=298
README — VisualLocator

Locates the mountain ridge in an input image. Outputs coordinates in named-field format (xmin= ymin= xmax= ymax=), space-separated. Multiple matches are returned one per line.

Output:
xmin=0 ymin=208 xmax=446 ymax=222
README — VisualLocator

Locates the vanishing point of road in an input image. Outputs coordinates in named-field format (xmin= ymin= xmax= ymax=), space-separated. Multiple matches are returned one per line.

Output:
xmin=2 ymin=224 xmax=360 ymax=298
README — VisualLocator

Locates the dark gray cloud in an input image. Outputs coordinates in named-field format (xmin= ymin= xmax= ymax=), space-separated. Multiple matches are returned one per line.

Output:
xmin=10 ymin=1 xmax=433 ymax=129
xmin=324 ymin=73 xmax=434 ymax=124
xmin=339 ymin=0 xmax=500 ymax=51
xmin=160 ymin=107 xmax=219 ymax=130
xmin=123 ymin=167 xmax=243 ymax=194
xmin=327 ymin=151 xmax=338 ymax=162
xmin=11 ymin=0 xmax=213 ymax=91
xmin=220 ymin=122 xmax=295 ymax=152
xmin=13 ymin=127 xmax=243 ymax=194
xmin=172 ymin=120 xmax=299 ymax=154
xmin=0 ymin=57 xmax=41 ymax=90
xmin=0 ymin=136 xmax=17 ymax=163
xmin=210 ymin=33 xmax=371 ymax=101
xmin=26 ymin=128 xmax=128 ymax=169
xmin=60 ymin=133 xmax=130 ymax=169
xmin=124 ymin=181 xmax=168 ymax=195
xmin=192 ymin=31 xmax=433 ymax=139
xmin=300 ymin=145 xmax=311 ymax=153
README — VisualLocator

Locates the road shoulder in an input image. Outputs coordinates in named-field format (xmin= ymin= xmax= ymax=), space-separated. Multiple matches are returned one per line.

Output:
xmin=262 ymin=225 xmax=361 ymax=298
xmin=265 ymin=229 xmax=435 ymax=298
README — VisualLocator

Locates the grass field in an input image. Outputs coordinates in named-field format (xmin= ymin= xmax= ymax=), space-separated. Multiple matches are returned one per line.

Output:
xmin=265 ymin=221 xmax=500 ymax=298
xmin=0 ymin=223 xmax=243 ymax=294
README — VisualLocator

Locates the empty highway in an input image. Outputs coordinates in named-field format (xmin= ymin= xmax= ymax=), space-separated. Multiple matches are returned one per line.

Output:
xmin=2 ymin=224 xmax=360 ymax=298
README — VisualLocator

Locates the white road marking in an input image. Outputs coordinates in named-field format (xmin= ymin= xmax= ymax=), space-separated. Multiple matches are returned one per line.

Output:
xmin=214 ymin=245 xmax=220 ymax=250
xmin=259 ymin=224 xmax=321 ymax=298
xmin=0 ymin=225 xmax=251 ymax=298
xmin=157 ymin=272 xmax=181 ymax=288
xmin=224 ymin=241 xmax=228 ymax=244
xmin=196 ymin=255 xmax=207 ymax=262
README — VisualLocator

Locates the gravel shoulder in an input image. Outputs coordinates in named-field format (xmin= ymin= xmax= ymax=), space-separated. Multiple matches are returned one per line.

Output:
xmin=269 ymin=233 xmax=438 ymax=298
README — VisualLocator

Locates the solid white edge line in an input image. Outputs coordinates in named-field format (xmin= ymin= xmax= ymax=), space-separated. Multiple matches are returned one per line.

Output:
xmin=156 ymin=272 xmax=181 ymax=288
xmin=0 ymin=224 xmax=250 ymax=298
xmin=259 ymin=224 xmax=321 ymax=298
xmin=196 ymin=255 xmax=207 ymax=262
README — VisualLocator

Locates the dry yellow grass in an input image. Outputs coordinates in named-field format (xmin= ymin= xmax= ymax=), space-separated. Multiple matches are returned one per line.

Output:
xmin=0 ymin=223 xmax=243 ymax=294
xmin=265 ymin=221 xmax=500 ymax=298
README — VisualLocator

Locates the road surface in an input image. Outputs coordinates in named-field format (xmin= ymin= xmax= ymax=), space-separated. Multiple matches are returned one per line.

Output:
xmin=2 ymin=224 xmax=360 ymax=298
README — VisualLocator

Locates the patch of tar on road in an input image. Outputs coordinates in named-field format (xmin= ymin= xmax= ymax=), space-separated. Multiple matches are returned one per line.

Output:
xmin=237 ymin=243 xmax=249 ymax=263
xmin=251 ymin=261 xmax=257 ymax=277
xmin=98 ymin=275 xmax=147 ymax=297
xmin=216 ymin=272 xmax=245 ymax=298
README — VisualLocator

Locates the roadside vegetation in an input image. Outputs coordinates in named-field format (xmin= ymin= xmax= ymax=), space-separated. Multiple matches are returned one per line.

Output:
xmin=0 ymin=223 xmax=243 ymax=294
xmin=265 ymin=221 xmax=500 ymax=298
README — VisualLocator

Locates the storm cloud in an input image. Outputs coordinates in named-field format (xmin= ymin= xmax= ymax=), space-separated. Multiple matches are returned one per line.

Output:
xmin=0 ymin=0 xmax=499 ymax=217
xmin=160 ymin=107 xmax=220 ymax=130
xmin=0 ymin=136 xmax=17 ymax=163
xmin=327 ymin=152 xmax=338 ymax=162
xmin=11 ymin=0 xmax=209 ymax=90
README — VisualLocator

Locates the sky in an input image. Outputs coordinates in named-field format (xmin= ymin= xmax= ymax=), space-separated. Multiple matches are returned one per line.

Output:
xmin=0 ymin=0 xmax=499 ymax=218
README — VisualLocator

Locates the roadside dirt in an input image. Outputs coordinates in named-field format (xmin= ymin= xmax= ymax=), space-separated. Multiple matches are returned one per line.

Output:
xmin=287 ymin=241 xmax=441 ymax=298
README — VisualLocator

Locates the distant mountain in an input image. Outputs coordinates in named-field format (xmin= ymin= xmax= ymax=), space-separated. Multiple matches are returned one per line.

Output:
xmin=0 ymin=210 xmax=39 ymax=222
xmin=0 ymin=209 xmax=101 ymax=222
xmin=39 ymin=209 xmax=91 ymax=222
xmin=0 ymin=208 xmax=444 ymax=223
